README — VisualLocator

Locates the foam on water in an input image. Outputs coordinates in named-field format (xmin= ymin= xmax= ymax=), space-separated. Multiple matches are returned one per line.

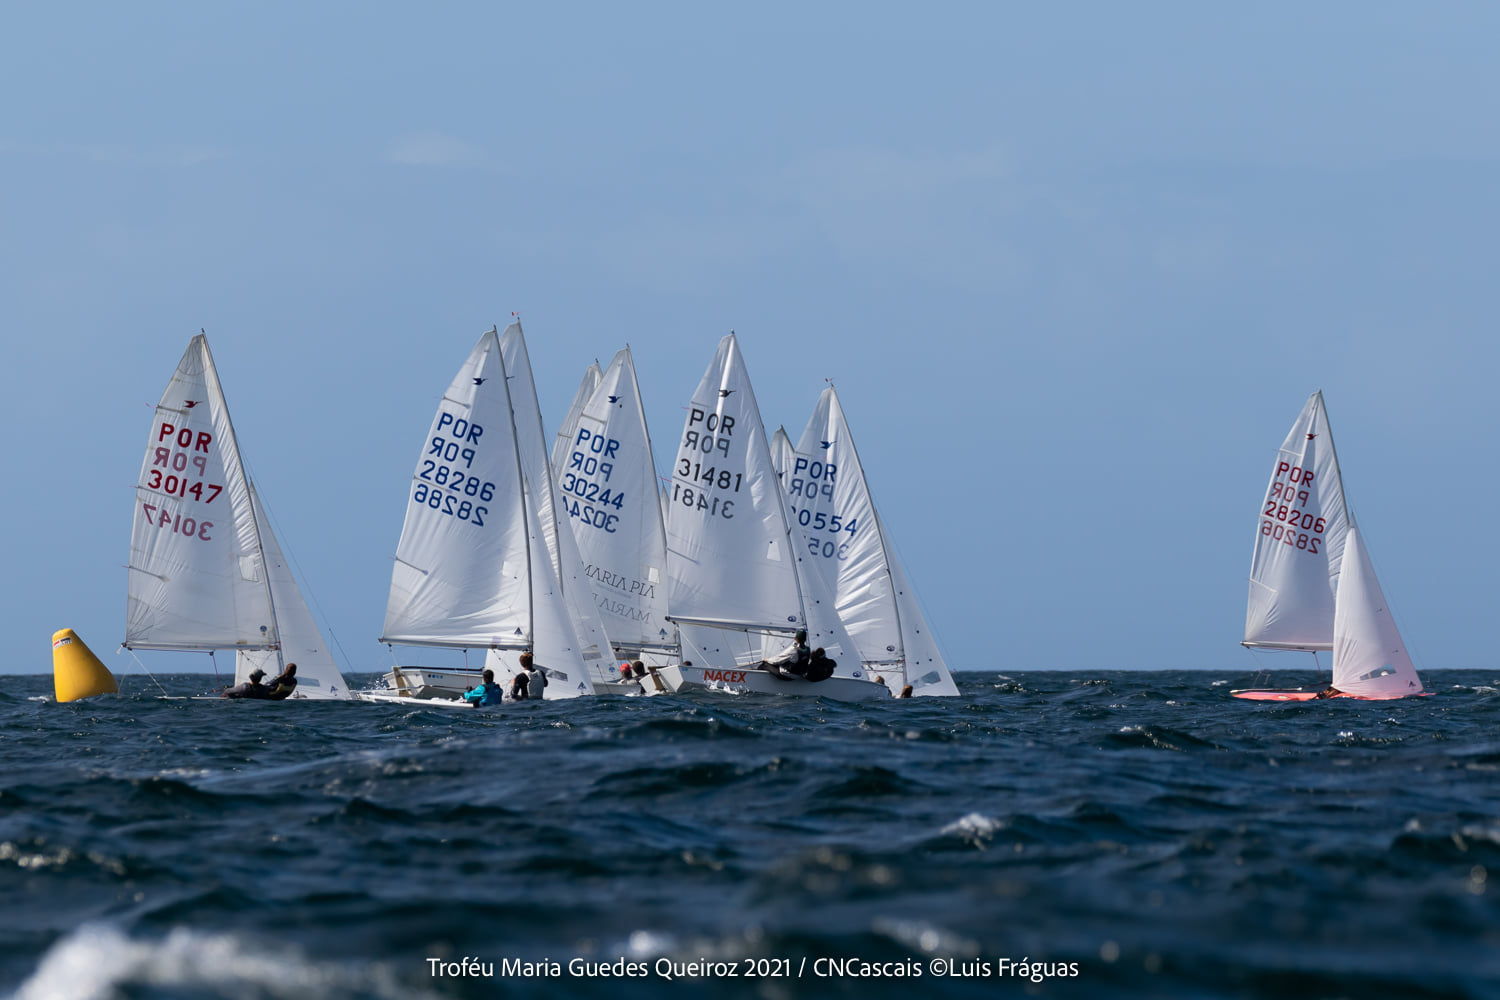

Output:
xmin=13 ymin=924 xmax=428 ymax=1000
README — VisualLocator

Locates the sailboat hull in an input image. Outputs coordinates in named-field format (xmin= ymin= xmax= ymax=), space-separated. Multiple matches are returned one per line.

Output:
xmin=1231 ymin=688 xmax=1430 ymax=701
xmin=659 ymin=664 xmax=892 ymax=701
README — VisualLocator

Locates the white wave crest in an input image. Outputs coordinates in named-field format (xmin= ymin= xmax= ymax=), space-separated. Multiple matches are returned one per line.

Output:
xmin=941 ymin=812 xmax=1004 ymax=839
xmin=14 ymin=924 xmax=431 ymax=1000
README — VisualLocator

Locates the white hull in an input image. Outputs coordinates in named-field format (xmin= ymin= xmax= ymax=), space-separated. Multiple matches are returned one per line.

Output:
xmin=658 ymin=664 xmax=892 ymax=701
xmin=356 ymin=688 xmax=475 ymax=709
xmin=376 ymin=665 xmax=482 ymax=701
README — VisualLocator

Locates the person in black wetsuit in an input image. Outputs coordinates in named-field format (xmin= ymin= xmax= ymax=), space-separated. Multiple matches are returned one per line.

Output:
xmin=223 ymin=667 xmax=272 ymax=699
xmin=264 ymin=663 xmax=298 ymax=701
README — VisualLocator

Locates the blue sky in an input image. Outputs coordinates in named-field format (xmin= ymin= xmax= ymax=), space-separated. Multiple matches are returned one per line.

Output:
xmin=4 ymin=3 xmax=1497 ymax=675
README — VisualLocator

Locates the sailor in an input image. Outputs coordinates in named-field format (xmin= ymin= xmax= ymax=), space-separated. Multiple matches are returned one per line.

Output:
xmin=464 ymin=668 xmax=504 ymax=706
xmin=510 ymin=652 xmax=546 ymax=701
xmin=759 ymin=630 xmax=810 ymax=677
xmin=803 ymin=647 xmax=836 ymax=682
xmin=1313 ymin=685 xmax=1343 ymax=699
xmin=521 ymin=652 xmax=546 ymax=700
xmin=222 ymin=667 xmax=271 ymax=699
xmin=264 ymin=662 xmax=298 ymax=700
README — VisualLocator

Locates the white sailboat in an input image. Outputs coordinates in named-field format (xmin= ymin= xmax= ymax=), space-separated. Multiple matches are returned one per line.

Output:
xmin=789 ymin=386 xmax=959 ymax=696
xmin=561 ymin=347 xmax=679 ymax=694
xmin=373 ymin=328 xmax=591 ymax=702
xmin=125 ymin=335 xmax=350 ymax=699
xmin=658 ymin=334 xmax=887 ymax=700
xmin=1233 ymin=391 xmax=1423 ymax=700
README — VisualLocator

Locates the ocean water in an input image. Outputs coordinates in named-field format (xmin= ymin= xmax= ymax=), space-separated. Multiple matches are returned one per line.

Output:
xmin=2 ymin=669 xmax=1499 ymax=1000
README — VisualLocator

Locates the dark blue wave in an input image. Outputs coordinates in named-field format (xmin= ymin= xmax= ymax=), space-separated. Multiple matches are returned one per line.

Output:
xmin=3 ymin=669 xmax=1500 ymax=999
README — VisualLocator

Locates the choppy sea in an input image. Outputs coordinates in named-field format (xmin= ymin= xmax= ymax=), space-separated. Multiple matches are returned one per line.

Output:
xmin=3 ymin=669 xmax=1499 ymax=1000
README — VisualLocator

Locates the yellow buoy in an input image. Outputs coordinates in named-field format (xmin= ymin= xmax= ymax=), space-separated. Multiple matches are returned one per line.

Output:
xmin=52 ymin=628 xmax=118 ymax=702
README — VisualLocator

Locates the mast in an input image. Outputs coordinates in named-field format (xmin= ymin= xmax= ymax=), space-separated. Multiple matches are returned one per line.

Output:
xmin=499 ymin=325 xmax=536 ymax=647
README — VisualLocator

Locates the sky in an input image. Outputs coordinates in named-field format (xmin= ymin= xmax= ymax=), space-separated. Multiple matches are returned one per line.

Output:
xmin=4 ymin=3 xmax=1498 ymax=676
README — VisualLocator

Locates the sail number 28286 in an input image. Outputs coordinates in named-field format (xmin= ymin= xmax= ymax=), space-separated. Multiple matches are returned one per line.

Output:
xmin=412 ymin=483 xmax=488 ymax=526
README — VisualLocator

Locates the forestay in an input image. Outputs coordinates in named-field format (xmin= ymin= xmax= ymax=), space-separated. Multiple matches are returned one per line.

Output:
xmin=1331 ymin=521 xmax=1423 ymax=698
xmin=566 ymin=347 xmax=675 ymax=653
xmin=1244 ymin=391 xmax=1349 ymax=651
xmin=127 ymin=336 xmax=269 ymax=652
xmin=500 ymin=322 xmax=614 ymax=680
xmin=381 ymin=330 xmax=532 ymax=648
xmin=666 ymin=334 xmax=804 ymax=633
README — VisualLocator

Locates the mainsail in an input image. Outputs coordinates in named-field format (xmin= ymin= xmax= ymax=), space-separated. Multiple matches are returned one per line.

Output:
xmin=1244 ymin=390 xmax=1349 ymax=651
xmin=1331 ymin=521 xmax=1424 ymax=698
xmin=126 ymin=335 xmax=349 ymax=698
xmin=381 ymin=330 xmax=532 ymax=647
xmin=665 ymin=334 xmax=804 ymax=633
xmin=565 ymin=347 xmax=675 ymax=654
xmin=790 ymin=387 xmax=958 ymax=695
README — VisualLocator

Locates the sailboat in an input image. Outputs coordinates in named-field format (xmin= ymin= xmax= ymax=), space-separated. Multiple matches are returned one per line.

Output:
xmin=656 ymin=334 xmax=888 ymax=701
xmin=789 ymin=387 xmax=959 ymax=696
xmin=372 ymin=327 xmax=592 ymax=702
xmin=125 ymin=335 xmax=350 ymax=699
xmin=561 ymin=346 xmax=679 ymax=694
xmin=1232 ymin=391 xmax=1424 ymax=700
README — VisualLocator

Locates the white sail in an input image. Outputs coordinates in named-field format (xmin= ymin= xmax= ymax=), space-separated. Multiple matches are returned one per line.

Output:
xmin=881 ymin=511 xmax=960 ymax=696
xmin=552 ymin=361 xmax=604 ymax=477
xmin=481 ymin=483 xmax=593 ymax=699
xmin=381 ymin=329 xmax=533 ymax=648
xmin=788 ymin=528 xmax=867 ymax=679
xmin=565 ymin=347 xmax=675 ymax=653
xmin=127 ymin=336 xmax=272 ymax=652
xmin=234 ymin=481 xmax=350 ymax=698
xmin=770 ymin=426 xmax=795 ymax=486
xmin=665 ymin=334 xmax=804 ymax=633
xmin=521 ymin=479 xmax=592 ymax=697
xmin=1331 ymin=521 xmax=1423 ymax=698
xmin=1244 ymin=391 xmax=1349 ymax=651
xmin=789 ymin=388 xmax=957 ymax=695
xmin=790 ymin=389 xmax=901 ymax=665
xmin=499 ymin=321 xmax=614 ymax=681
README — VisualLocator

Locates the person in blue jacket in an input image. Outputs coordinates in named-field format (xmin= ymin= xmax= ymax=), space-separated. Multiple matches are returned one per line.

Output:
xmin=463 ymin=668 xmax=504 ymax=707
